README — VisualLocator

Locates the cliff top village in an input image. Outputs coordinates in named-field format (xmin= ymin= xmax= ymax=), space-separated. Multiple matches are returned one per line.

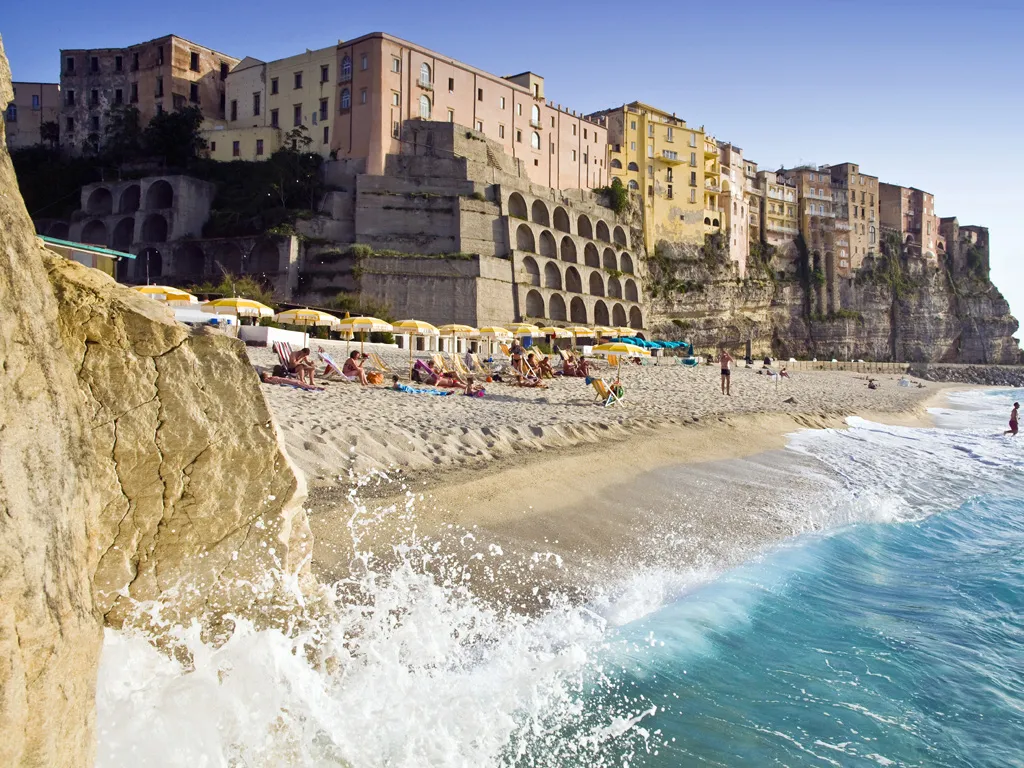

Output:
xmin=4 ymin=30 xmax=1014 ymax=363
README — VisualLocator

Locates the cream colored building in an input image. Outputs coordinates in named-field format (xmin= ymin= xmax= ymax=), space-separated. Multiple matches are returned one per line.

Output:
xmin=332 ymin=33 xmax=605 ymax=190
xmin=205 ymin=46 xmax=338 ymax=161
xmin=827 ymin=162 xmax=878 ymax=272
xmin=718 ymin=142 xmax=749 ymax=275
xmin=743 ymin=158 xmax=761 ymax=247
xmin=756 ymin=170 xmax=800 ymax=261
xmin=5 ymin=82 xmax=61 ymax=149
xmin=588 ymin=102 xmax=721 ymax=254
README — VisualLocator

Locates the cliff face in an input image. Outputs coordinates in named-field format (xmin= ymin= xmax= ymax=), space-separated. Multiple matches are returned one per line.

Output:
xmin=647 ymin=241 xmax=1020 ymax=363
xmin=0 ymin=38 xmax=312 ymax=768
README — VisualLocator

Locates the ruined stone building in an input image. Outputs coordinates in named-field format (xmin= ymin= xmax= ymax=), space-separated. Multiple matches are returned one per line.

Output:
xmin=4 ymin=82 xmax=60 ymax=148
xmin=59 ymin=35 xmax=238 ymax=152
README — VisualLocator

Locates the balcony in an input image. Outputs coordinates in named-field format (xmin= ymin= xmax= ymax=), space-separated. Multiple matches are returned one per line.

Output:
xmin=835 ymin=221 xmax=851 ymax=231
xmin=530 ymin=119 xmax=542 ymax=129
xmin=417 ymin=80 xmax=433 ymax=91
xmin=660 ymin=150 xmax=683 ymax=164
xmin=766 ymin=223 xmax=799 ymax=235
xmin=339 ymin=72 xmax=352 ymax=83
xmin=704 ymin=182 xmax=720 ymax=192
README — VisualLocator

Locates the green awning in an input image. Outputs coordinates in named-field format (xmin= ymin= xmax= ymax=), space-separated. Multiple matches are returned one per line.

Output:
xmin=38 ymin=235 xmax=136 ymax=260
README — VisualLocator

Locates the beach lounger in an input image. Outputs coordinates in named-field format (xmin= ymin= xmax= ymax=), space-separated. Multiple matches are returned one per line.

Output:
xmin=273 ymin=341 xmax=295 ymax=371
xmin=499 ymin=343 xmax=512 ymax=358
xmin=448 ymin=352 xmax=470 ymax=377
xmin=469 ymin=353 xmax=488 ymax=374
xmin=607 ymin=354 xmax=619 ymax=368
xmin=431 ymin=353 xmax=453 ymax=374
xmin=367 ymin=352 xmax=392 ymax=373
xmin=318 ymin=349 xmax=353 ymax=381
xmin=591 ymin=378 xmax=624 ymax=407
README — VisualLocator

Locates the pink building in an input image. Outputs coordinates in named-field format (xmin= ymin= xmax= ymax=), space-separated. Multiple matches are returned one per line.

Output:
xmin=879 ymin=183 xmax=939 ymax=261
xmin=331 ymin=33 xmax=606 ymax=190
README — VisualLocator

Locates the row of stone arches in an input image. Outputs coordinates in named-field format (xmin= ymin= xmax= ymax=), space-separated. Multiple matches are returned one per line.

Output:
xmin=522 ymin=290 xmax=643 ymax=328
xmin=515 ymin=224 xmax=634 ymax=272
xmin=520 ymin=257 xmax=639 ymax=301
xmin=116 ymin=239 xmax=284 ymax=284
xmin=79 ymin=213 xmax=170 ymax=249
xmin=85 ymin=180 xmax=173 ymax=217
xmin=507 ymin=192 xmax=628 ymax=247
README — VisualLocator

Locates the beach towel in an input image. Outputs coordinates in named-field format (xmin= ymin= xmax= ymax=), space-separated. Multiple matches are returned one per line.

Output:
xmin=394 ymin=383 xmax=453 ymax=396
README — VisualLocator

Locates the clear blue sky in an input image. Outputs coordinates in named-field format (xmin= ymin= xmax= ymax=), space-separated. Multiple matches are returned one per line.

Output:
xmin=3 ymin=0 xmax=1022 ymax=327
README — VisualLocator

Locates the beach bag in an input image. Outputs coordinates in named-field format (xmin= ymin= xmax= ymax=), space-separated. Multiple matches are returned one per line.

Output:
xmin=367 ymin=371 xmax=384 ymax=385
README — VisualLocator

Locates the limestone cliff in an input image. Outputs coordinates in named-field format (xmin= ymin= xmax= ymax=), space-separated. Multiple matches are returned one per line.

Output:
xmin=0 ymin=38 xmax=311 ymax=768
xmin=647 ymin=238 xmax=1020 ymax=363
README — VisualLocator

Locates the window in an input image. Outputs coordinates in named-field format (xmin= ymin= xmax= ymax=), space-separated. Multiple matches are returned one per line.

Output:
xmin=572 ymin=124 xmax=577 ymax=136
xmin=690 ymin=152 xmax=696 ymax=166
xmin=516 ymin=129 xmax=522 ymax=143
xmin=689 ymin=133 xmax=697 ymax=147
xmin=392 ymin=57 xmax=401 ymax=73
xmin=114 ymin=88 xmax=123 ymax=105
xmin=65 ymin=117 xmax=74 ymax=131
xmin=340 ymin=89 xmax=350 ymax=110
xmin=531 ymin=131 xmax=541 ymax=150
xmin=630 ymin=141 xmax=635 ymax=151
xmin=253 ymin=93 xmax=260 ymax=116
xmin=531 ymin=104 xmax=540 ymax=124
xmin=319 ymin=99 xmax=328 ymax=120
xmin=256 ymin=139 xmax=264 ymax=156
xmin=220 ymin=62 xmax=228 ymax=80
xmin=65 ymin=56 xmax=75 ymax=73
xmin=156 ymin=78 xmax=163 ymax=97
xmin=572 ymin=149 xmax=577 ymax=161
xmin=584 ymin=128 xmax=588 ymax=140
xmin=323 ymin=126 xmax=329 ymax=144
xmin=690 ymin=171 xmax=697 ymax=186
xmin=630 ymin=120 xmax=636 ymax=130
xmin=270 ymin=109 xmax=278 ymax=127
xmin=190 ymin=83 xmax=199 ymax=103
xmin=4 ymin=104 xmax=15 ymax=122
xmin=157 ymin=46 xmax=164 ymax=65
xmin=666 ymin=168 xmax=673 ymax=182
xmin=232 ymin=141 xmax=240 ymax=157
xmin=391 ymin=92 xmax=399 ymax=106
xmin=448 ymin=77 xmax=454 ymax=92
xmin=583 ymin=152 xmax=588 ymax=164
xmin=393 ymin=121 xmax=400 ymax=137
xmin=647 ymin=145 xmax=654 ymax=158
xmin=478 ymin=88 xmax=483 ymax=101
xmin=517 ymin=103 xmax=523 ymax=116
xmin=647 ymin=165 xmax=653 ymax=175
xmin=667 ymin=184 xmax=673 ymax=199
xmin=498 ymin=124 xmax=505 ymax=139
xmin=419 ymin=62 xmax=431 ymax=86
xmin=210 ymin=141 xmax=216 ymax=152
xmin=648 ymin=125 xmax=654 ymax=137
xmin=115 ymin=55 xmax=123 ymax=72
xmin=869 ymin=226 xmax=876 ymax=244
xmin=294 ymin=71 xmax=303 ymax=89
xmin=271 ymin=78 xmax=279 ymax=95
xmin=90 ymin=89 xmax=99 ymax=106
xmin=448 ymin=109 xmax=455 ymax=123
xmin=818 ymin=204 xmax=824 ymax=214
xmin=360 ymin=54 xmax=368 ymax=71
xmin=360 ymin=88 xmax=367 ymax=104
xmin=293 ymin=104 xmax=302 ymax=126
xmin=130 ymin=83 xmax=138 ymax=103
xmin=419 ymin=94 xmax=431 ymax=119
xmin=89 ymin=115 xmax=99 ymax=132
xmin=666 ymin=126 xmax=673 ymax=142
xmin=475 ymin=120 xmax=483 ymax=131
xmin=90 ymin=56 xmax=99 ymax=73
xmin=663 ymin=150 xmax=677 ymax=160
xmin=31 ymin=94 xmax=39 ymax=109
xmin=809 ymin=173 xmax=816 ymax=181
xmin=230 ymin=99 xmax=237 ymax=121
xmin=550 ymin=116 xmax=555 ymax=127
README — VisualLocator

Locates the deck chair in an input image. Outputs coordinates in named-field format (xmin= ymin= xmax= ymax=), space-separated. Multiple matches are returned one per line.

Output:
xmin=607 ymin=354 xmax=619 ymax=368
xmin=449 ymin=352 xmax=471 ymax=377
xmin=273 ymin=341 xmax=295 ymax=370
xmin=469 ymin=353 xmax=488 ymax=374
xmin=499 ymin=343 xmax=512 ymax=358
xmin=367 ymin=352 xmax=391 ymax=373
xmin=317 ymin=349 xmax=351 ymax=380
xmin=431 ymin=353 xmax=455 ymax=374
xmin=591 ymin=378 xmax=624 ymax=407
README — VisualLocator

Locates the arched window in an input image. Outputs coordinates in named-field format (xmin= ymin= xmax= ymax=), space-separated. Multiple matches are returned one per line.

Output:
xmin=869 ymin=226 xmax=876 ymax=244
xmin=341 ymin=56 xmax=352 ymax=79
xmin=531 ymin=131 xmax=541 ymax=150
xmin=340 ymin=89 xmax=351 ymax=110
xmin=627 ymin=162 xmax=639 ymax=171
xmin=531 ymin=104 xmax=540 ymax=123
xmin=420 ymin=63 xmax=431 ymax=86
xmin=419 ymin=94 xmax=431 ymax=119
xmin=610 ymin=159 xmax=622 ymax=169
xmin=628 ymin=180 xmax=639 ymax=190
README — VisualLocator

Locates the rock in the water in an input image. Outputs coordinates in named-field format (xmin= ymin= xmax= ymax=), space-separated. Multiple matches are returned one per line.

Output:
xmin=0 ymin=36 xmax=312 ymax=767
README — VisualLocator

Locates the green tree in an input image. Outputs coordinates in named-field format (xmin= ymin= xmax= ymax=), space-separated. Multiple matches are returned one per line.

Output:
xmin=143 ymin=105 xmax=207 ymax=168
xmin=103 ymin=104 xmax=143 ymax=164
xmin=39 ymin=120 xmax=59 ymax=148
xmin=189 ymin=272 xmax=274 ymax=306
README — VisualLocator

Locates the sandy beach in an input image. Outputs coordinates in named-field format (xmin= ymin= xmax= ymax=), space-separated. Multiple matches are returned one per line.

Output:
xmin=248 ymin=339 xmax=958 ymax=603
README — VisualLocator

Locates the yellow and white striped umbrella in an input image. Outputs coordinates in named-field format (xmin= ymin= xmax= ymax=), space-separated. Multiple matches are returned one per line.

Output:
xmin=507 ymin=323 xmax=541 ymax=337
xmin=476 ymin=326 xmax=512 ymax=340
xmin=201 ymin=297 xmax=275 ymax=317
xmin=538 ymin=326 xmax=573 ymax=338
xmin=592 ymin=341 xmax=649 ymax=379
xmin=591 ymin=326 xmax=615 ymax=339
xmin=338 ymin=316 xmax=393 ymax=355
xmin=394 ymin=319 xmax=441 ymax=363
xmin=274 ymin=308 xmax=342 ymax=327
xmin=133 ymin=285 xmax=197 ymax=304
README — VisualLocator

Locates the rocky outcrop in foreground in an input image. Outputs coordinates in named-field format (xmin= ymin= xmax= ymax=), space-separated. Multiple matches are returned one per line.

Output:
xmin=0 ymin=38 xmax=311 ymax=768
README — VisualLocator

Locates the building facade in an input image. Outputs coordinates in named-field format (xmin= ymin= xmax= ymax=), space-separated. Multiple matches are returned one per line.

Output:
xmin=330 ymin=33 xmax=605 ymax=190
xmin=205 ymin=46 xmax=338 ymax=161
xmin=756 ymin=170 xmax=800 ymax=261
xmin=59 ymin=35 xmax=238 ymax=152
xmin=779 ymin=166 xmax=835 ymax=269
xmin=827 ymin=162 xmax=878 ymax=273
xmin=743 ymin=158 xmax=761 ymax=248
xmin=4 ymin=82 xmax=60 ymax=149
xmin=879 ymin=183 xmax=939 ymax=262
xmin=718 ymin=142 xmax=749 ymax=276
xmin=589 ymin=102 xmax=721 ymax=254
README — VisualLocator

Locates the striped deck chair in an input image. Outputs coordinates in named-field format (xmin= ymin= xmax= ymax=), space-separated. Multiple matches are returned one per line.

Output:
xmin=607 ymin=354 xmax=619 ymax=368
xmin=448 ymin=352 xmax=470 ymax=377
xmin=469 ymin=353 xmax=488 ymax=374
xmin=591 ymin=378 xmax=624 ymax=407
xmin=499 ymin=343 xmax=512 ymax=358
xmin=273 ymin=341 xmax=295 ymax=370
xmin=367 ymin=351 xmax=391 ymax=373
xmin=317 ymin=348 xmax=348 ymax=380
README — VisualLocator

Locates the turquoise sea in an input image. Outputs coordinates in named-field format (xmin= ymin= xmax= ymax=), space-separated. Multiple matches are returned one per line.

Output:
xmin=96 ymin=389 xmax=1024 ymax=767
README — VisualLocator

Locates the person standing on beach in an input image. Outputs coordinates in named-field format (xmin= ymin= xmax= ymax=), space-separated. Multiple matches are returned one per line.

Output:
xmin=1005 ymin=402 xmax=1019 ymax=436
xmin=720 ymin=348 xmax=733 ymax=396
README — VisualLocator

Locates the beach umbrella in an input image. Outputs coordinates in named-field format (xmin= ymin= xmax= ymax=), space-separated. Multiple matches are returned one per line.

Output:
xmin=134 ymin=285 xmax=197 ymax=305
xmin=475 ymin=326 xmax=512 ymax=356
xmin=274 ymin=307 xmax=342 ymax=346
xmin=393 ymin=319 xmax=440 ymax=365
xmin=612 ymin=326 xmax=636 ymax=337
xmin=538 ymin=326 xmax=572 ymax=339
xmin=201 ymin=297 xmax=275 ymax=318
xmin=592 ymin=341 xmax=650 ymax=381
xmin=562 ymin=325 xmax=593 ymax=349
xmin=591 ymin=326 xmax=615 ymax=341
xmin=507 ymin=323 xmax=541 ymax=336
xmin=338 ymin=315 xmax=393 ymax=356
xmin=438 ymin=323 xmax=476 ymax=354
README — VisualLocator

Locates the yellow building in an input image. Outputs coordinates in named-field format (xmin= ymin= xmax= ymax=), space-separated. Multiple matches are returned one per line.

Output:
xmin=589 ymin=102 xmax=722 ymax=254
xmin=204 ymin=46 xmax=338 ymax=161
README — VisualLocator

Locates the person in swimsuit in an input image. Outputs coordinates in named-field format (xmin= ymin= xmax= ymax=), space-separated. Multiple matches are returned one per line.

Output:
xmin=342 ymin=351 xmax=369 ymax=385
xmin=288 ymin=347 xmax=316 ymax=385
xmin=1005 ymin=402 xmax=1019 ymax=436
xmin=720 ymin=348 xmax=733 ymax=395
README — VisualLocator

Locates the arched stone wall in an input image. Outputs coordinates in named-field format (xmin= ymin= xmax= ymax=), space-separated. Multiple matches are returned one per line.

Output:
xmin=525 ymin=289 xmax=545 ymax=318
xmin=508 ymin=192 xmax=528 ymax=219
xmin=531 ymin=200 xmax=550 ymax=227
xmin=516 ymin=223 xmax=536 ymax=253
xmin=608 ymin=276 xmax=622 ymax=299
xmin=549 ymin=294 xmax=567 ymax=321
xmin=136 ymin=247 xmax=163 ymax=281
xmin=594 ymin=300 xmax=610 ymax=326
xmin=251 ymin=240 xmax=281 ymax=273
xmin=589 ymin=272 xmax=605 ymax=297
xmin=521 ymin=256 xmax=540 ymax=286
xmin=81 ymin=219 xmax=108 ymax=246
xmin=596 ymin=220 xmax=610 ymax=243
xmin=613 ymin=226 xmax=627 ymax=247
xmin=625 ymin=279 xmax=638 ymax=302
xmin=621 ymin=252 xmax=634 ymax=274
xmin=629 ymin=306 xmax=643 ymax=329
xmin=86 ymin=187 xmax=113 ymax=216
xmin=553 ymin=206 xmax=570 ymax=233
xmin=145 ymin=180 xmax=173 ymax=210
xmin=539 ymin=230 xmax=557 ymax=259
xmin=543 ymin=262 xmax=562 ymax=289
xmin=577 ymin=215 xmax=593 ymax=239
xmin=119 ymin=184 xmax=141 ymax=214
xmin=111 ymin=217 xmax=135 ymax=252
xmin=602 ymin=247 xmax=617 ymax=270
xmin=141 ymin=214 xmax=168 ymax=243
xmin=560 ymin=236 xmax=577 ymax=263
xmin=570 ymin=297 xmax=587 ymax=323
xmin=584 ymin=243 xmax=600 ymax=268
xmin=174 ymin=243 xmax=206 ymax=277
xmin=612 ymin=303 xmax=627 ymax=326
xmin=566 ymin=266 xmax=582 ymax=293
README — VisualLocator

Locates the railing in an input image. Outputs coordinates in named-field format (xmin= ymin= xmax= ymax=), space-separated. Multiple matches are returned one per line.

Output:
xmin=418 ymin=80 xmax=433 ymax=90
xmin=784 ymin=360 xmax=911 ymax=374
xmin=339 ymin=71 xmax=352 ymax=82
xmin=530 ymin=119 xmax=541 ymax=128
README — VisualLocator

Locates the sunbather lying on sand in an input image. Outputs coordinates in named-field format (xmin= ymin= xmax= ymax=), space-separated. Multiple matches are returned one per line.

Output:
xmin=390 ymin=374 xmax=453 ymax=396
xmin=513 ymin=370 xmax=548 ymax=388
xmin=260 ymin=370 xmax=323 ymax=391
xmin=429 ymin=361 xmax=463 ymax=387
xmin=461 ymin=376 xmax=485 ymax=397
